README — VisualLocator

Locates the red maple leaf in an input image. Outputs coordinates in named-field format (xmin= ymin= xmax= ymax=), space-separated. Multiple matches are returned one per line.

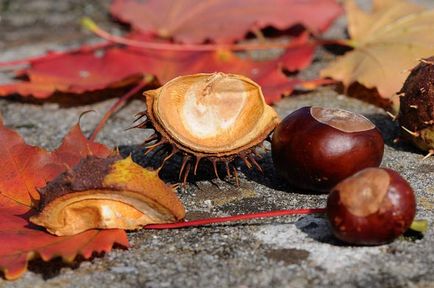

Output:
xmin=0 ymin=45 xmax=146 ymax=99
xmin=110 ymin=0 xmax=343 ymax=43
xmin=0 ymin=118 xmax=128 ymax=280
xmin=0 ymin=0 xmax=342 ymax=102
xmin=0 ymin=33 xmax=319 ymax=103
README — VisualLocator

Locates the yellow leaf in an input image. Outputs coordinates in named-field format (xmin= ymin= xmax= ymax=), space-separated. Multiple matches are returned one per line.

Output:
xmin=31 ymin=156 xmax=185 ymax=236
xmin=321 ymin=0 xmax=434 ymax=110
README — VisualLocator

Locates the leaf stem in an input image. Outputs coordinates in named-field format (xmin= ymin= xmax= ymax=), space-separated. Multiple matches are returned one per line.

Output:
xmin=81 ymin=17 xmax=306 ymax=52
xmin=89 ymin=79 xmax=150 ymax=141
xmin=314 ymin=38 xmax=355 ymax=47
xmin=409 ymin=219 xmax=429 ymax=233
xmin=145 ymin=208 xmax=326 ymax=229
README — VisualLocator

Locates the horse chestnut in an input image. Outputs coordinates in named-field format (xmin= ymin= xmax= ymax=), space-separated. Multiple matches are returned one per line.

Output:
xmin=327 ymin=168 xmax=416 ymax=245
xmin=398 ymin=56 xmax=434 ymax=159
xmin=271 ymin=106 xmax=384 ymax=192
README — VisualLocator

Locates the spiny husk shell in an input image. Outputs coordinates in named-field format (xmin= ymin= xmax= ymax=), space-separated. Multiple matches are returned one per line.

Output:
xmin=30 ymin=156 xmax=185 ymax=236
xmin=398 ymin=57 xmax=434 ymax=154
xmin=144 ymin=73 xmax=280 ymax=157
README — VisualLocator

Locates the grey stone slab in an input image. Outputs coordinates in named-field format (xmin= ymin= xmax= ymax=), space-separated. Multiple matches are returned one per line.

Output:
xmin=0 ymin=1 xmax=433 ymax=287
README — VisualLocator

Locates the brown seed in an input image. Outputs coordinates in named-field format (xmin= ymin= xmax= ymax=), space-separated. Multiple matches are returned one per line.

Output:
xmin=327 ymin=168 xmax=416 ymax=245
xmin=271 ymin=106 xmax=384 ymax=192
xmin=398 ymin=56 xmax=434 ymax=158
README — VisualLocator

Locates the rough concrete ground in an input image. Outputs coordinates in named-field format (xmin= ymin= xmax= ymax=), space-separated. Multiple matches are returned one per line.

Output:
xmin=0 ymin=1 xmax=433 ymax=287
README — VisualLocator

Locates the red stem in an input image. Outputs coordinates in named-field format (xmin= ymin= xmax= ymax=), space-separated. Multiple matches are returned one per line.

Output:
xmin=145 ymin=208 xmax=326 ymax=229
xmin=89 ymin=80 xmax=149 ymax=141
xmin=0 ymin=24 xmax=351 ymax=69
xmin=84 ymin=18 xmax=304 ymax=52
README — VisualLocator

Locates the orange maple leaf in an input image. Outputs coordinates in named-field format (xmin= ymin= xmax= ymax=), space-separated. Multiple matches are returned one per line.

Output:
xmin=0 ymin=118 xmax=128 ymax=280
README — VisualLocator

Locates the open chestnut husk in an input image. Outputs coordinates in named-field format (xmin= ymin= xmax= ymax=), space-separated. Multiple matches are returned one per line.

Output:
xmin=327 ymin=167 xmax=416 ymax=245
xmin=136 ymin=72 xmax=280 ymax=184
xmin=271 ymin=106 xmax=384 ymax=192
xmin=30 ymin=156 xmax=185 ymax=236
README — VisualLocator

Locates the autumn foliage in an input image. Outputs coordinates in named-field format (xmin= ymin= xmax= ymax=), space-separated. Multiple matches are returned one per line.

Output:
xmin=1 ymin=0 xmax=433 ymax=281
xmin=0 ymin=120 xmax=129 ymax=280
xmin=0 ymin=1 xmax=341 ymax=278
xmin=0 ymin=0 xmax=343 ymax=102
xmin=321 ymin=0 xmax=434 ymax=110
xmin=110 ymin=0 xmax=342 ymax=43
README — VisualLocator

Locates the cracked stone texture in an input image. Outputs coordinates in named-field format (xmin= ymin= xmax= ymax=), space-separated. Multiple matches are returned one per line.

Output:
xmin=0 ymin=0 xmax=433 ymax=287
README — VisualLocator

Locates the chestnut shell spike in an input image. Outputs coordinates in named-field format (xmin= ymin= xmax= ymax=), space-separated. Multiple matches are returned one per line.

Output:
xmin=136 ymin=72 xmax=280 ymax=184
xmin=272 ymin=106 xmax=384 ymax=192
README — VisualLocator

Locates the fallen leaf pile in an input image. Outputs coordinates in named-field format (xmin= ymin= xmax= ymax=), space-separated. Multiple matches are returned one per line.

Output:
xmin=321 ymin=0 xmax=434 ymax=110
xmin=1 ymin=0 xmax=434 ymax=281
xmin=0 ymin=0 xmax=343 ymax=103
xmin=0 ymin=119 xmax=129 ymax=280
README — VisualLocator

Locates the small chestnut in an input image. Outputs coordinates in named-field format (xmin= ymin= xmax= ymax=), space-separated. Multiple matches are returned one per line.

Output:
xmin=327 ymin=167 xmax=416 ymax=245
xmin=271 ymin=106 xmax=384 ymax=192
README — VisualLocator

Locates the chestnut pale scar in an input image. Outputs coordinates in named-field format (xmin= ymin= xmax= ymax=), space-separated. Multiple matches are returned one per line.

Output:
xmin=311 ymin=106 xmax=375 ymax=132
xmin=336 ymin=168 xmax=390 ymax=217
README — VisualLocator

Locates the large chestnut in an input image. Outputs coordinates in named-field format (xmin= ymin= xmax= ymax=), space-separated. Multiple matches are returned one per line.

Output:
xmin=327 ymin=167 xmax=416 ymax=245
xmin=271 ymin=106 xmax=384 ymax=192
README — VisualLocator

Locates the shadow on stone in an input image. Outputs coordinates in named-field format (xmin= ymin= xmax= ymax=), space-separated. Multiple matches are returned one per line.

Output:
xmin=365 ymin=113 xmax=422 ymax=154
xmin=4 ymin=85 xmax=147 ymax=107
xmin=118 ymin=144 xmax=228 ymax=185
xmin=26 ymin=257 xmax=81 ymax=280
xmin=241 ymin=152 xmax=329 ymax=195
xmin=295 ymin=215 xmax=346 ymax=246
xmin=25 ymin=253 xmax=104 ymax=280
xmin=402 ymin=229 xmax=425 ymax=242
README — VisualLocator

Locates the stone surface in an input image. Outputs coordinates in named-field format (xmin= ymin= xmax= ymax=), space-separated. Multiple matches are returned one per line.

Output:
xmin=0 ymin=1 xmax=433 ymax=287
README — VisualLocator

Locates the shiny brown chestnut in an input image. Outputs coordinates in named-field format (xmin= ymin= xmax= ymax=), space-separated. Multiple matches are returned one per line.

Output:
xmin=327 ymin=168 xmax=416 ymax=245
xmin=271 ymin=106 xmax=384 ymax=192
